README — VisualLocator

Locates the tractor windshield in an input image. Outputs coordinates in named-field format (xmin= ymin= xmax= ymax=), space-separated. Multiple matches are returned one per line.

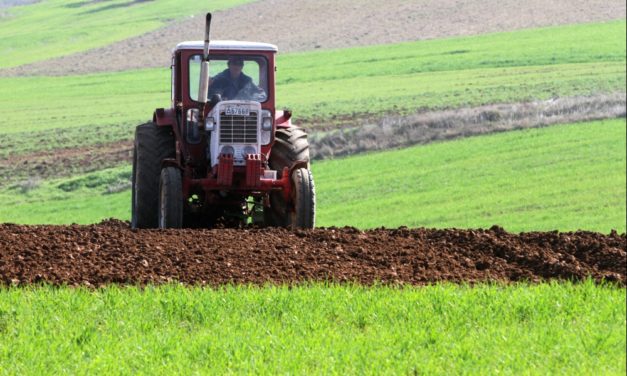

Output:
xmin=189 ymin=55 xmax=268 ymax=102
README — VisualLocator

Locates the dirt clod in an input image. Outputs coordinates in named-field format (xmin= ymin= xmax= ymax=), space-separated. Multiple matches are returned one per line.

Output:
xmin=0 ymin=220 xmax=624 ymax=287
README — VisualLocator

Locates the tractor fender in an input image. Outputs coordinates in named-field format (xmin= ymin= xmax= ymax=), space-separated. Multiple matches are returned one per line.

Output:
xmin=275 ymin=109 xmax=293 ymax=129
xmin=161 ymin=158 xmax=180 ymax=169
xmin=153 ymin=108 xmax=176 ymax=128
xmin=280 ymin=160 xmax=310 ymax=202
xmin=288 ymin=160 xmax=309 ymax=176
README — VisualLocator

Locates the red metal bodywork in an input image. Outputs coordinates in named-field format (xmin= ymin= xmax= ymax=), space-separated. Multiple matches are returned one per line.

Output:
xmin=152 ymin=46 xmax=292 ymax=209
xmin=275 ymin=109 xmax=293 ymax=128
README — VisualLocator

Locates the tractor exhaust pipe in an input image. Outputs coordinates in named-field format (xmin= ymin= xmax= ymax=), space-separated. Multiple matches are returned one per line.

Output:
xmin=197 ymin=13 xmax=212 ymax=104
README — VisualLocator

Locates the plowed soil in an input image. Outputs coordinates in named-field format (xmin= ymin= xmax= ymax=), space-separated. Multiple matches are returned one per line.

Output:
xmin=1 ymin=220 xmax=624 ymax=287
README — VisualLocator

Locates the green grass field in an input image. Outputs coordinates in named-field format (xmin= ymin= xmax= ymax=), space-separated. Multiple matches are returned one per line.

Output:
xmin=1 ymin=20 xmax=624 ymax=138
xmin=0 ymin=282 xmax=624 ymax=375
xmin=0 ymin=0 xmax=253 ymax=68
xmin=277 ymin=20 xmax=626 ymax=84
xmin=315 ymin=118 xmax=627 ymax=232
xmin=0 ymin=68 xmax=169 ymax=135
xmin=2 ymin=119 xmax=624 ymax=233
xmin=0 ymin=164 xmax=131 ymax=225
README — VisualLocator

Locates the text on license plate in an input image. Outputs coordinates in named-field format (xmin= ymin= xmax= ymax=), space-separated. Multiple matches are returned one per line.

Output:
xmin=224 ymin=106 xmax=250 ymax=116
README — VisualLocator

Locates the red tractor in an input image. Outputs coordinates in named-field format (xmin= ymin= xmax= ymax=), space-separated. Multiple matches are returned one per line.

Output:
xmin=131 ymin=13 xmax=315 ymax=229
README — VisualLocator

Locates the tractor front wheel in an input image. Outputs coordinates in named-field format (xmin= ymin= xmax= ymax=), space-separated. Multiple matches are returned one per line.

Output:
xmin=289 ymin=167 xmax=316 ymax=229
xmin=158 ymin=167 xmax=183 ymax=229
xmin=265 ymin=127 xmax=315 ymax=228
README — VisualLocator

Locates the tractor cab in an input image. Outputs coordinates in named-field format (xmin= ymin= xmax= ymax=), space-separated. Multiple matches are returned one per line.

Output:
xmin=169 ymin=41 xmax=279 ymax=168
xmin=175 ymin=40 xmax=277 ymax=106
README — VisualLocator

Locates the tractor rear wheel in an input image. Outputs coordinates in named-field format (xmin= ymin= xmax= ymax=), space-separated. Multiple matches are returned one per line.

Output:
xmin=131 ymin=122 xmax=175 ymax=229
xmin=265 ymin=127 xmax=315 ymax=228
xmin=158 ymin=167 xmax=183 ymax=229
xmin=268 ymin=127 xmax=310 ymax=170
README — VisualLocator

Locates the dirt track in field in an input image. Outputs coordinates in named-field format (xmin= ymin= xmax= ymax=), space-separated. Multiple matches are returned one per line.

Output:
xmin=0 ymin=139 xmax=133 ymax=189
xmin=1 ymin=0 xmax=625 ymax=76
xmin=0 ymin=220 xmax=624 ymax=287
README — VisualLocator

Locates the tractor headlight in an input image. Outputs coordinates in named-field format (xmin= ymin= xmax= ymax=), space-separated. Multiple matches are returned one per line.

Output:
xmin=221 ymin=145 xmax=235 ymax=156
xmin=261 ymin=116 xmax=272 ymax=131
xmin=261 ymin=109 xmax=273 ymax=145
xmin=205 ymin=116 xmax=215 ymax=131
xmin=243 ymin=145 xmax=257 ymax=156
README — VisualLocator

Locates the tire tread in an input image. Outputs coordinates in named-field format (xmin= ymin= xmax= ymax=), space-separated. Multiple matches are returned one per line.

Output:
xmin=131 ymin=122 xmax=175 ymax=229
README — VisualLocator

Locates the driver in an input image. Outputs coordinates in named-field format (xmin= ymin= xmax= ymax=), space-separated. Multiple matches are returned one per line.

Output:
xmin=208 ymin=56 xmax=257 ymax=100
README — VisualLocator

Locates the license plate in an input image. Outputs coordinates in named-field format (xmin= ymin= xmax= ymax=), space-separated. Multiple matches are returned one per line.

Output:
xmin=224 ymin=106 xmax=250 ymax=116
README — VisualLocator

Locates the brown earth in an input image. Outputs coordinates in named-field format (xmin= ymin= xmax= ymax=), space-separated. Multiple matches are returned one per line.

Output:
xmin=1 ymin=0 xmax=625 ymax=76
xmin=0 ymin=220 xmax=624 ymax=287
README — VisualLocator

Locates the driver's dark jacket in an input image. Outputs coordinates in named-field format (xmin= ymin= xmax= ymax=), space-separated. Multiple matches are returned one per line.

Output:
xmin=208 ymin=69 xmax=253 ymax=100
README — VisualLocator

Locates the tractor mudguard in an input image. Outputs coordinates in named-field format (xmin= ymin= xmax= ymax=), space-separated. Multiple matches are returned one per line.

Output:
xmin=153 ymin=108 xmax=176 ymax=127
xmin=288 ymin=160 xmax=309 ymax=177
xmin=275 ymin=109 xmax=293 ymax=128
xmin=161 ymin=158 xmax=179 ymax=169
xmin=280 ymin=159 xmax=310 ymax=202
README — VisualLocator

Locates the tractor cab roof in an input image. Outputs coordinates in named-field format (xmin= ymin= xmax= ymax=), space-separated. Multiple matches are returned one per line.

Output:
xmin=175 ymin=40 xmax=278 ymax=53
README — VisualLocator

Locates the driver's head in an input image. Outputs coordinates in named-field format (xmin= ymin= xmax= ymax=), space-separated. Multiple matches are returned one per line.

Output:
xmin=227 ymin=56 xmax=244 ymax=78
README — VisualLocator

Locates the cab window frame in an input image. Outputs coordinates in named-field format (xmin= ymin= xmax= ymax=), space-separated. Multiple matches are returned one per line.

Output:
xmin=187 ymin=54 xmax=269 ymax=104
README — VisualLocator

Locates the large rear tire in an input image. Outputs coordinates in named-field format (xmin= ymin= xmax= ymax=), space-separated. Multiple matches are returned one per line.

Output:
xmin=131 ymin=122 xmax=175 ymax=229
xmin=269 ymin=127 xmax=310 ymax=170
xmin=265 ymin=127 xmax=315 ymax=228
xmin=158 ymin=167 xmax=183 ymax=229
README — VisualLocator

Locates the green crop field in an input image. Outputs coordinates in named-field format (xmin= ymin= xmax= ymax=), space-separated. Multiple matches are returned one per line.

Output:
xmin=2 ymin=118 xmax=625 ymax=233
xmin=314 ymin=118 xmax=627 ymax=232
xmin=0 ymin=20 xmax=624 ymax=139
xmin=0 ymin=0 xmax=253 ymax=68
xmin=0 ymin=282 xmax=624 ymax=374
xmin=0 ymin=164 xmax=131 ymax=225
xmin=0 ymin=68 xmax=169 ymax=135
xmin=278 ymin=20 xmax=626 ymax=83
xmin=278 ymin=20 xmax=626 ymax=120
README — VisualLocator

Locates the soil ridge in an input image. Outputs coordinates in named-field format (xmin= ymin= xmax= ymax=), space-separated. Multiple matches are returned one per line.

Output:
xmin=1 ymin=220 xmax=624 ymax=287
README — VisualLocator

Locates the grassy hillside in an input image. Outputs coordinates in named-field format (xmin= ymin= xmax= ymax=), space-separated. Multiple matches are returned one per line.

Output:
xmin=0 ymin=21 xmax=624 ymax=230
xmin=0 ymin=164 xmax=131 ymax=224
xmin=0 ymin=68 xmax=168 ymax=135
xmin=279 ymin=19 xmax=625 ymax=120
xmin=0 ymin=0 xmax=253 ymax=68
xmin=280 ymin=61 xmax=624 ymax=122
xmin=0 ymin=20 xmax=624 ymax=137
xmin=1 ymin=282 xmax=624 ymax=374
xmin=314 ymin=119 xmax=626 ymax=232
xmin=2 ymin=119 xmax=624 ymax=232
xmin=277 ymin=20 xmax=626 ymax=84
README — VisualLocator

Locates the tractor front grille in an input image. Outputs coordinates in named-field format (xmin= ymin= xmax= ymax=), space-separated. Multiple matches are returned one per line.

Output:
xmin=219 ymin=112 xmax=258 ymax=143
